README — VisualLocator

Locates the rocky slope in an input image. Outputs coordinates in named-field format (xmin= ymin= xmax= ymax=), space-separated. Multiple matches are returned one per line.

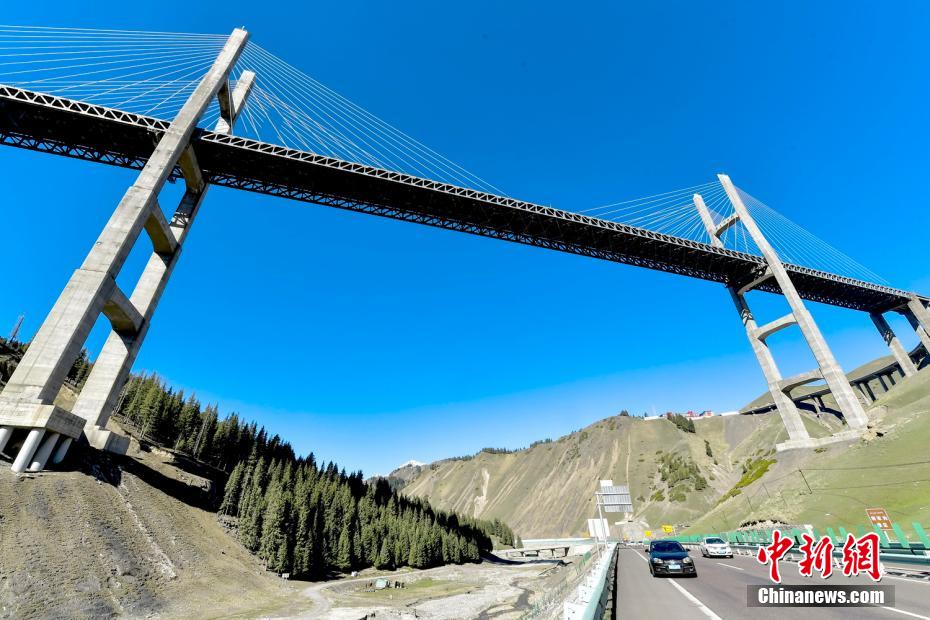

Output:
xmin=0 ymin=436 xmax=298 ymax=619
xmin=397 ymin=367 xmax=930 ymax=539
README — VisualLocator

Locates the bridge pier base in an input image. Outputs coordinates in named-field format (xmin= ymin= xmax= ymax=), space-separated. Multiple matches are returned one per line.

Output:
xmin=11 ymin=428 xmax=44 ymax=473
xmin=28 ymin=431 xmax=60 ymax=472
xmin=0 ymin=30 xmax=250 ymax=468
xmin=0 ymin=426 xmax=11 ymax=454
xmin=51 ymin=437 xmax=72 ymax=464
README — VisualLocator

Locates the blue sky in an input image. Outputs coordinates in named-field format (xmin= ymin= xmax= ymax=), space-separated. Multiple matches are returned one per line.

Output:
xmin=2 ymin=2 xmax=929 ymax=476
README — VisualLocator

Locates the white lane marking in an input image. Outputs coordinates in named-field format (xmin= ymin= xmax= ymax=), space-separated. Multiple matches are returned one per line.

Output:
xmin=630 ymin=549 xmax=723 ymax=620
xmin=716 ymin=562 xmax=745 ymax=571
xmin=879 ymin=606 xmax=930 ymax=619
xmin=695 ymin=551 xmax=930 ymax=618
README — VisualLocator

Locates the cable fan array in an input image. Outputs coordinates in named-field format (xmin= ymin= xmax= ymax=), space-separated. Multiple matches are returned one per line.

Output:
xmin=230 ymin=44 xmax=504 ymax=194
xmin=0 ymin=25 xmax=502 ymax=194
xmin=581 ymin=180 xmax=888 ymax=285
xmin=0 ymin=25 xmax=229 ymax=120
xmin=0 ymin=26 xmax=889 ymax=286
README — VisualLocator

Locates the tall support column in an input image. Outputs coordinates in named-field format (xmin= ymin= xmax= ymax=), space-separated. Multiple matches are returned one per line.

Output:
xmin=717 ymin=174 xmax=869 ymax=431
xmin=870 ymin=313 xmax=917 ymax=377
xmin=0 ymin=30 xmax=249 ymax=449
xmin=0 ymin=426 xmax=11 ymax=453
xmin=904 ymin=297 xmax=930 ymax=352
xmin=72 ymin=72 xmax=255 ymax=449
xmin=694 ymin=194 xmax=809 ymax=441
xmin=730 ymin=290 xmax=810 ymax=440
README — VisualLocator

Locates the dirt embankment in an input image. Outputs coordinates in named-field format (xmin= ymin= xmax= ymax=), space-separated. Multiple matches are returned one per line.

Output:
xmin=0 ymin=444 xmax=297 ymax=619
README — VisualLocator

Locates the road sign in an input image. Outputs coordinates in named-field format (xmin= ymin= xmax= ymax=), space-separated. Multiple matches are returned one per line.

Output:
xmin=597 ymin=483 xmax=633 ymax=513
xmin=662 ymin=524 xmax=674 ymax=533
xmin=866 ymin=508 xmax=893 ymax=531
xmin=645 ymin=530 xmax=653 ymax=538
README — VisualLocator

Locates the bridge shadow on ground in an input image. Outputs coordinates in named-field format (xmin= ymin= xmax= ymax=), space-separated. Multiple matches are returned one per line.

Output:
xmin=40 ymin=441 xmax=223 ymax=512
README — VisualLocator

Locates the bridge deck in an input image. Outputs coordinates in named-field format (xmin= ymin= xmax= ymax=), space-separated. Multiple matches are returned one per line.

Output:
xmin=0 ymin=85 xmax=919 ymax=313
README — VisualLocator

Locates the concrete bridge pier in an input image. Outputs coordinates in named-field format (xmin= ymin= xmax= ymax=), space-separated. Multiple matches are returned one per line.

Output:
xmin=694 ymin=175 xmax=871 ymax=450
xmin=0 ymin=29 xmax=250 ymax=470
xmin=29 ymin=431 xmax=60 ymax=472
xmin=10 ymin=428 xmax=44 ymax=473
xmin=903 ymin=297 xmax=930 ymax=353
xmin=72 ymin=70 xmax=255 ymax=453
xmin=51 ymin=437 xmax=72 ymax=465
xmin=870 ymin=312 xmax=918 ymax=377
xmin=0 ymin=426 xmax=11 ymax=454
xmin=693 ymin=194 xmax=809 ymax=442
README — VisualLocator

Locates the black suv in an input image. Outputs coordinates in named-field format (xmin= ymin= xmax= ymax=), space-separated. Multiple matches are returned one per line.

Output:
xmin=648 ymin=540 xmax=697 ymax=577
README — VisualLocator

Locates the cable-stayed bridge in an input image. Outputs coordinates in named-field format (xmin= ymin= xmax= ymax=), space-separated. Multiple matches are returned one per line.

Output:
xmin=0 ymin=25 xmax=927 ymax=472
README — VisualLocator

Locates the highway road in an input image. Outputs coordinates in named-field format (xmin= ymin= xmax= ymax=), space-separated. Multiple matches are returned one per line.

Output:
xmin=615 ymin=546 xmax=930 ymax=619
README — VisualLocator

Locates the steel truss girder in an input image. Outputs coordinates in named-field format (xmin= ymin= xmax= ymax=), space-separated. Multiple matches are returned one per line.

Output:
xmin=0 ymin=85 xmax=923 ymax=314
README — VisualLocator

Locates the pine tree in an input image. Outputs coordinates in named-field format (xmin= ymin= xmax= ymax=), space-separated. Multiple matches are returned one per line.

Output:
xmin=238 ymin=456 xmax=267 ymax=551
xmin=259 ymin=462 xmax=292 ymax=572
xmin=219 ymin=461 xmax=246 ymax=515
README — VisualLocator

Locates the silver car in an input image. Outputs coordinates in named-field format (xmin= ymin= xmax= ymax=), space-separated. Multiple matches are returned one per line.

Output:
xmin=699 ymin=536 xmax=733 ymax=558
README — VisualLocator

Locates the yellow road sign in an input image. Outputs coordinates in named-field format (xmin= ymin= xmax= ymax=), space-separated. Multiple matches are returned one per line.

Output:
xmin=645 ymin=530 xmax=653 ymax=537
xmin=662 ymin=524 xmax=674 ymax=533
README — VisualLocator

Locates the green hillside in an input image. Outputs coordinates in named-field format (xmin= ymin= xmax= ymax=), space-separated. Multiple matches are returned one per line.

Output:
xmin=686 ymin=367 xmax=930 ymax=538
xmin=400 ymin=367 xmax=930 ymax=539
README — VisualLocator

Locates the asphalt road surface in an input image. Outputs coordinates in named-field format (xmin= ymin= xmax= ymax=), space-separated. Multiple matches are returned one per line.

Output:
xmin=615 ymin=546 xmax=930 ymax=619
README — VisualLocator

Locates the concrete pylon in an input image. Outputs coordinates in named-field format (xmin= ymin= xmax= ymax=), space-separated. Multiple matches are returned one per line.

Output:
xmin=72 ymin=71 xmax=256 ymax=450
xmin=0 ymin=30 xmax=250 ymax=460
xmin=904 ymin=297 xmax=930 ymax=353
xmin=0 ymin=426 xmax=11 ymax=454
xmin=729 ymin=290 xmax=810 ymax=440
xmin=870 ymin=312 xmax=917 ymax=377
xmin=716 ymin=174 xmax=870 ymax=432
xmin=693 ymin=194 xmax=809 ymax=442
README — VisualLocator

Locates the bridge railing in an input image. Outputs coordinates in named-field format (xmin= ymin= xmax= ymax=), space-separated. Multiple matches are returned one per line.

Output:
xmin=562 ymin=543 xmax=618 ymax=620
xmin=517 ymin=543 xmax=616 ymax=620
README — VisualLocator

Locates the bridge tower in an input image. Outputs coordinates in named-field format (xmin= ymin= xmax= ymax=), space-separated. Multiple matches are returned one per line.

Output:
xmin=0 ymin=29 xmax=255 ymax=472
xmin=695 ymin=174 xmax=870 ymax=450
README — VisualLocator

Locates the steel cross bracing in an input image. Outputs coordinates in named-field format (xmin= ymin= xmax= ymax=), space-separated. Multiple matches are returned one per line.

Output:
xmin=0 ymin=84 xmax=922 ymax=314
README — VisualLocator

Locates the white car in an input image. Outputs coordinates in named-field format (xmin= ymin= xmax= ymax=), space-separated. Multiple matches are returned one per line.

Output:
xmin=700 ymin=537 xmax=733 ymax=558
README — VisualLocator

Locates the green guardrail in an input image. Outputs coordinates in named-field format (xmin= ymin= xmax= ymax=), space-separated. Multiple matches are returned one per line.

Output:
xmin=665 ymin=519 xmax=930 ymax=560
